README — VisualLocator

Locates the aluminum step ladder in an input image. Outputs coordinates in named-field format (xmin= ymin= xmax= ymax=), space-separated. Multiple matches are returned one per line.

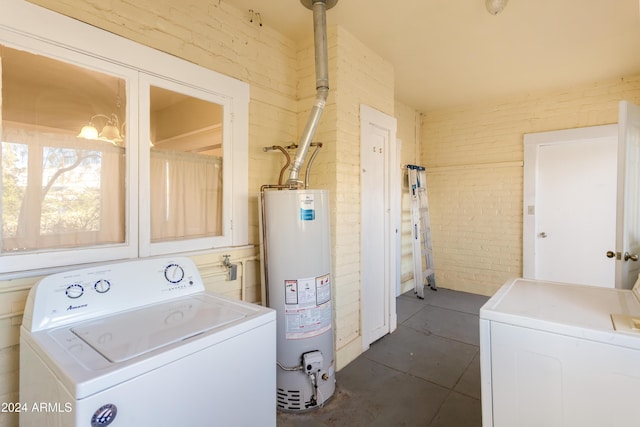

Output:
xmin=407 ymin=164 xmax=437 ymax=299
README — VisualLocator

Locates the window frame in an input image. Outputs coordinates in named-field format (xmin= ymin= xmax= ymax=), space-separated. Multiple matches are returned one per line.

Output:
xmin=139 ymin=74 xmax=236 ymax=256
xmin=0 ymin=0 xmax=249 ymax=276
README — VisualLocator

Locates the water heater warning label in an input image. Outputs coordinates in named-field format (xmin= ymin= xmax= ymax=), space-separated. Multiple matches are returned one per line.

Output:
xmin=283 ymin=274 xmax=332 ymax=339
xmin=284 ymin=280 xmax=299 ymax=304
xmin=316 ymin=274 xmax=331 ymax=305
xmin=299 ymin=194 xmax=315 ymax=221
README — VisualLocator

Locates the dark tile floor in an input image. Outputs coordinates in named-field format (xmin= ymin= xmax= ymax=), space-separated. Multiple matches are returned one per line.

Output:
xmin=277 ymin=288 xmax=490 ymax=427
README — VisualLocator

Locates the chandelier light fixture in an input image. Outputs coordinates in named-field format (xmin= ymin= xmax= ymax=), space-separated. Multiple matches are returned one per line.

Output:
xmin=77 ymin=113 xmax=125 ymax=145
xmin=485 ymin=0 xmax=508 ymax=15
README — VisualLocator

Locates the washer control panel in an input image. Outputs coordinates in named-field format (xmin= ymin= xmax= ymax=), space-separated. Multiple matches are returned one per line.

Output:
xmin=94 ymin=279 xmax=111 ymax=294
xmin=164 ymin=263 xmax=185 ymax=284
xmin=65 ymin=283 xmax=85 ymax=299
xmin=24 ymin=257 xmax=204 ymax=332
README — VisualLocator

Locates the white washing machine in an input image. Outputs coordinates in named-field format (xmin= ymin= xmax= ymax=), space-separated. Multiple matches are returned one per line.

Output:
xmin=480 ymin=277 xmax=640 ymax=427
xmin=20 ymin=257 xmax=276 ymax=427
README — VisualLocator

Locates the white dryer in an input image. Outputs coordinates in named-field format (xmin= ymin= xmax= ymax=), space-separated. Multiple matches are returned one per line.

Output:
xmin=480 ymin=277 xmax=640 ymax=427
xmin=20 ymin=257 xmax=276 ymax=427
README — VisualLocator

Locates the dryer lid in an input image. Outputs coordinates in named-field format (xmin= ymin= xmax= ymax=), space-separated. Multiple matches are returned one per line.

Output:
xmin=71 ymin=294 xmax=246 ymax=363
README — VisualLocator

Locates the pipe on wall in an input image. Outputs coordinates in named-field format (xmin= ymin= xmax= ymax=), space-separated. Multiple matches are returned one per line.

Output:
xmin=236 ymin=255 xmax=259 ymax=302
xmin=287 ymin=0 xmax=335 ymax=185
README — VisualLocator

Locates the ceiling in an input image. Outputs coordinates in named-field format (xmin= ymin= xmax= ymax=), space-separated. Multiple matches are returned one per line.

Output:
xmin=223 ymin=0 xmax=640 ymax=112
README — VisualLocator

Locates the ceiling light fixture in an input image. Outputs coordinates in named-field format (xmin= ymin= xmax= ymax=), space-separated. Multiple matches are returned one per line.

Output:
xmin=485 ymin=0 xmax=508 ymax=15
xmin=77 ymin=113 xmax=125 ymax=145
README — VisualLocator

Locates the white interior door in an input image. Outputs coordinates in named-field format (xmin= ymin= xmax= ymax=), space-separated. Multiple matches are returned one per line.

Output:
xmin=523 ymin=125 xmax=618 ymax=287
xmin=360 ymin=104 xmax=398 ymax=350
xmin=536 ymin=138 xmax=617 ymax=286
xmin=616 ymin=100 xmax=640 ymax=289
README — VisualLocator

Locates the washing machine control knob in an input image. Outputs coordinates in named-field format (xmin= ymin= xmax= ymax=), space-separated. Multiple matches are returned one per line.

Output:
xmin=164 ymin=263 xmax=185 ymax=284
xmin=65 ymin=284 xmax=84 ymax=299
xmin=94 ymin=279 xmax=111 ymax=293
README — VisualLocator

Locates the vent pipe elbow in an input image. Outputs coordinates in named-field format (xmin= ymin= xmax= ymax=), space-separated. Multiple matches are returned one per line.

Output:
xmin=287 ymin=0 xmax=336 ymax=186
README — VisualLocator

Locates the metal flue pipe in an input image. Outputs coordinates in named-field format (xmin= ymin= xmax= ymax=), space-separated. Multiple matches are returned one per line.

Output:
xmin=287 ymin=0 xmax=337 ymax=186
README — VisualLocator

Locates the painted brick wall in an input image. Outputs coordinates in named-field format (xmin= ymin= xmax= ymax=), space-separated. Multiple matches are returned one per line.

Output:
xmin=395 ymin=102 xmax=422 ymax=294
xmin=423 ymin=75 xmax=640 ymax=296
xmin=334 ymin=27 xmax=394 ymax=368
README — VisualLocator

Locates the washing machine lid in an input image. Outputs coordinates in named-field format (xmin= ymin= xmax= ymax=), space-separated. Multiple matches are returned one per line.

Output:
xmin=71 ymin=294 xmax=246 ymax=363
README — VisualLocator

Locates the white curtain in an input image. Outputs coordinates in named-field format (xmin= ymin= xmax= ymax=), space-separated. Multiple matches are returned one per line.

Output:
xmin=150 ymin=149 xmax=222 ymax=242
xmin=1 ymin=122 xmax=125 ymax=252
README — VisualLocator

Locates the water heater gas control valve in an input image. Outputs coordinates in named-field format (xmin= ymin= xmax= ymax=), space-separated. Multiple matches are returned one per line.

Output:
xmin=303 ymin=351 xmax=323 ymax=374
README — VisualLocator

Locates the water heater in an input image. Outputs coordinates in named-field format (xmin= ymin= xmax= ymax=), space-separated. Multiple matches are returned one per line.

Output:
xmin=260 ymin=188 xmax=335 ymax=411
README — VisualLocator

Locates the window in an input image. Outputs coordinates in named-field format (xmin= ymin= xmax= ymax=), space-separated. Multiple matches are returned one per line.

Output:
xmin=0 ymin=0 xmax=248 ymax=274
xmin=143 ymin=79 xmax=232 ymax=256
xmin=1 ymin=46 xmax=127 ymax=254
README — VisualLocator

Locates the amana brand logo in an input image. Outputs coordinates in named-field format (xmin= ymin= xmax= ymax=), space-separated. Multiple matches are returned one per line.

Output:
xmin=91 ymin=403 xmax=117 ymax=427
xmin=67 ymin=304 xmax=88 ymax=311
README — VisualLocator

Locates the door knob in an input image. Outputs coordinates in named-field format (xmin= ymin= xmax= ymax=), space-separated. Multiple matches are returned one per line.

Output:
xmin=606 ymin=251 xmax=616 ymax=258
xmin=538 ymin=232 xmax=547 ymax=238
xmin=624 ymin=252 xmax=639 ymax=262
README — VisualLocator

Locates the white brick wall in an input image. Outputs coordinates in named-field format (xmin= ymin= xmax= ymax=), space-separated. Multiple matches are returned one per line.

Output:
xmin=395 ymin=102 xmax=422 ymax=294
xmin=423 ymin=74 xmax=640 ymax=295
xmin=331 ymin=27 xmax=395 ymax=368
xmin=427 ymin=163 xmax=523 ymax=295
